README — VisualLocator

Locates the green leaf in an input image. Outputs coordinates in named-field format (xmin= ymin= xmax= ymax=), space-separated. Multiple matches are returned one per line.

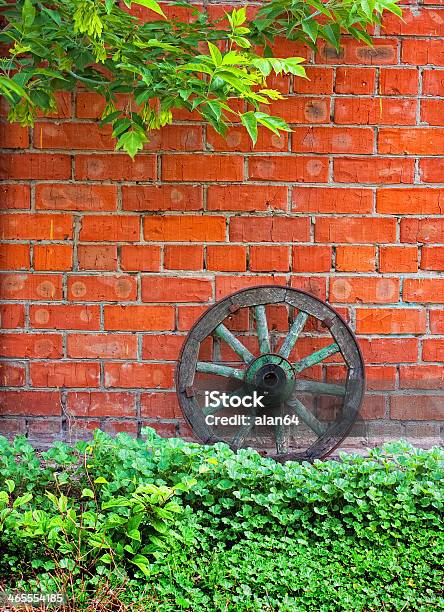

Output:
xmin=13 ymin=492 xmax=33 ymax=508
xmin=94 ymin=476 xmax=108 ymax=484
xmin=255 ymin=113 xmax=292 ymax=136
xmin=133 ymin=0 xmax=166 ymax=18
xmin=116 ymin=129 xmax=148 ymax=159
xmin=22 ymin=0 xmax=36 ymax=29
xmin=5 ymin=480 xmax=15 ymax=494
xmin=241 ymin=111 xmax=258 ymax=145
xmin=302 ymin=18 xmax=319 ymax=44
xmin=81 ymin=488 xmax=95 ymax=499
xmin=131 ymin=554 xmax=151 ymax=576
xmin=0 ymin=76 xmax=31 ymax=102
xmin=208 ymin=42 xmax=223 ymax=67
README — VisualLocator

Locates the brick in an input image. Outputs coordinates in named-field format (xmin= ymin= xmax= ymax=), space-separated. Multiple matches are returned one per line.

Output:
xmin=420 ymin=158 xmax=444 ymax=183
xmin=78 ymin=245 xmax=118 ymax=271
xmin=177 ymin=305 xmax=208 ymax=330
xmin=356 ymin=308 xmax=426 ymax=334
xmin=164 ymin=245 xmax=203 ymax=270
xmin=162 ymin=154 xmax=243 ymax=181
xmin=379 ymin=246 xmax=418 ymax=273
xmin=0 ymin=154 xmax=72 ymax=179
xmin=0 ymin=274 xmax=62 ymax=300
xmin=403 ymin=279 xmax=444 ymax=303
xmin=248 ymin=156 xmax=328 ymax=182
xmin=0 ymin=334 xmax=62 ymax=358
xmin=383 ymin=8 xmax=444 ymax=36
xmin=0 ymin=123 xmax=29 ymax=148
xmin=291 ymin=127 xmax=373 ymax=154
xmin=141 ymin=392 xmax=181 ymax=419
xmin=66 ymin=391 xmax=136 ymax=417
xmin=379 ymin=129 xmax=444 ymax=155
xmin=250 ymin=246 xmax=289 ymax=272
xmin=359 ymin=395 xmax=386 ymax=420
xmin=206 ymin=127 xmax=288 ymax=152
xmin=421 ymin=247 xmax=444 ymax=271
xmin=364 ymin=365 xmax=397 ymax=391
xmin=35 ymin=122 xmax=114 ymax=150
xmin=334 ymin=157 xmax=414 ymax=184
xmin=315 ymin=218 xmax=396 ymax=243
xmin=27 ymin=419 xmax=63 ymax=441
xmin=80 ymin=216 xmax=139 ymax=242
xmin=206 ymin=245 xmax=246 ymax=272
xmin=263 ymin=97 xmax=330 ymax=124
xmin=421 ymin=100 xmax=444 ymax=126
xmin=142 ymin=276 xmax=212 ymax=302
xmin=122 ymin=185 xmax=203 ymax=211
xmin=334 ymin=98 xmax=416 ymax=125
xmin=102 ymin=421 xmax=138 ymax=436
xmin=30 ymin=362 xmax=100 ymax=388
xmin=34 ymin=245 xmax=73 ymax=271
xmin=402 ymin=39 xmax=444 ymax=65
xmin=0 ymin=391 xmax=61 ymax=416
xmin=104 ymin=363 xmax=174 ymax=388
xmin=104 ymin=305 xmax=174 ymax=331
xmin=0 ymin=363 xmax=25 ymax=387
xmin=0 ymin=214 xmax=73 ymax=240
xmin=399 ymin=365 xmax=444 ymax=390
xmin=30 ymin=305 xmax=100 ymax=330
xmin=75 ymin=154 xmax=156 ymax=181
xmin=0 ymin=184 xmax=30 ymax=209
xmin=120 ymin=245 xmax=160 ymax=271
xmin=296 ymin=67 xmax=334 ymax=94
xmin=67 ymin=334 xmax=137 ymax=359
xmin=400 ymin=219 xmax=444 ymax=244
xmin=0 ymin=244 xmax=30 ymax=270
xmin=292 ymin=246 xmax=331 ymax=272
xmin=0 ymin=304 xmax=25 ymax=328
xmin=38 ymin=92 xmax=71 ymax=119
xmin=144 ymin=216 xmax=225 ymax=242
xmin=359 ymin=338 xmax=419 ymax=363
xmin=230 ymin=217 xmax=310 ymax=242
xmin=215 ymin=276 xmax=286 ymax=299
xmin=390 ymin=395 xmax=443 ymax=420
xmin=207 ymin=185 xmax=287 ymax=212
xmin=422 ymin=69 xmax=444 ymax=96
xmin=330 ymin=277 xmax=399 ymax=303
xmin=292 ymin=187 xmax=373 ymax=213
xmin=145 ymin=125 xmax=203 ymax=151
xmin=142 ymin=335 xmax=185 ymax=360
xmin=318 ymin=38 xmax=397 ymax=65
xmin=0 ymin=418 xmax=26 ymax=437
xmin=430 ymin=310 xmax=444 ymax=333
xmin=334 ymin=67 xmax=375 ymax=94
xmin=75 ymin=92 xmax=126 ymax=118
xmin=336 ymin=246 xmax=376 ymax=272
xmin=423 ymin=339 xmax=444 ymax=362
xmin=378 ymin=68 xmax=418 ymax=95
xmin=36 ymin=184 xmax=117 ymax=211
xmin=67 ymin=275 xmax=137 ymax=302
xmin=291 ymin=276 xmax=327 ymax=300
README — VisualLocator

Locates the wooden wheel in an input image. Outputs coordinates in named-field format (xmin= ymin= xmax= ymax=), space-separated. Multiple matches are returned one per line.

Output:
xmin=175 ymin=286 xmax=365 ymax=462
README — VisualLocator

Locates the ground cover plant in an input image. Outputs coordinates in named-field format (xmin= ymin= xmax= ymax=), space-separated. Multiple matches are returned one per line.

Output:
xmin=0 ymin=429 xmax=442 ymax=611
xmin=0 ymin=0 xmax=403 ymax=156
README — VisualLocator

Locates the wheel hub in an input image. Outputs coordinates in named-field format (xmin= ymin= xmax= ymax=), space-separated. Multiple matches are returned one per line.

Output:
xmin=245 ymin=354 xmax=295 ymax=402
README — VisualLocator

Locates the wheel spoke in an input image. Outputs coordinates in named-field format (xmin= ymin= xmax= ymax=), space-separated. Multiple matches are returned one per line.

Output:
xmin=214 ymin=324 xmax=254 ymax=364
xmin=196 ymin=362 xmax=245 ymax=380
xmin=293 ymin=379 xmax=346 ymax=397
xmin=279 ymin=311 xmax=308 ymax=359
xmin=286 ymin=398 xmax=327 ymax=436
xmin=293 ymin=342 xmax=340 ymax=373
xmin=254 ymin=305 xmax=270 ymax=354
xmin=231 ymin=411 xmax=255 ymax=450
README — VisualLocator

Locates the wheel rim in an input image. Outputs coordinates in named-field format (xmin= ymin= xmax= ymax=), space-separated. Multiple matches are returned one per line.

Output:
xmin=175 ymin=285 xmax=365 ymax=462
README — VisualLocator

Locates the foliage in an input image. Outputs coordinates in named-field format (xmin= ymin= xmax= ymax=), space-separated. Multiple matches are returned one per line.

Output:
xmin=0 ymin=430 xmax=442 ymax=610
xmin=0 ymin=0 xmax=402 ymax=156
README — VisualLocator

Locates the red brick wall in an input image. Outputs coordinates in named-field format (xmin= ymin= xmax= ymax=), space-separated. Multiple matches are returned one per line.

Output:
xmin=0 ymin=2 xmax=443 ymax=447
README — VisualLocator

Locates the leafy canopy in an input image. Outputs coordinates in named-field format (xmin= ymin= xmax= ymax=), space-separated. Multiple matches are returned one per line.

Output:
xmin=0 ymin=0 xmax=402 ymax=157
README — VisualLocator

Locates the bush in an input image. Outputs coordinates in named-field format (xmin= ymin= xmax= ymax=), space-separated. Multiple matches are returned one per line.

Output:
xmin=0 ymin=429 xmax=442 ymax=611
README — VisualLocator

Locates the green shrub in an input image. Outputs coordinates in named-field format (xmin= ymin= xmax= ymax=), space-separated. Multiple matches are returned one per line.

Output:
xmin=0 ymin=430 xmax=442 ymax=610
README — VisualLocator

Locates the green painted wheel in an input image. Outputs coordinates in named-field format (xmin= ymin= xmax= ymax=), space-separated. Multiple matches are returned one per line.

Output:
xmin=176 ymin=286 xmax=365 ymax=462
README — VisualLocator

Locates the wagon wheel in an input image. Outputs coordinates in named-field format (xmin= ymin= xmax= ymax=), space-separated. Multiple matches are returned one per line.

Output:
xmin=175 ymin=286 xmax=365 ymax=462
